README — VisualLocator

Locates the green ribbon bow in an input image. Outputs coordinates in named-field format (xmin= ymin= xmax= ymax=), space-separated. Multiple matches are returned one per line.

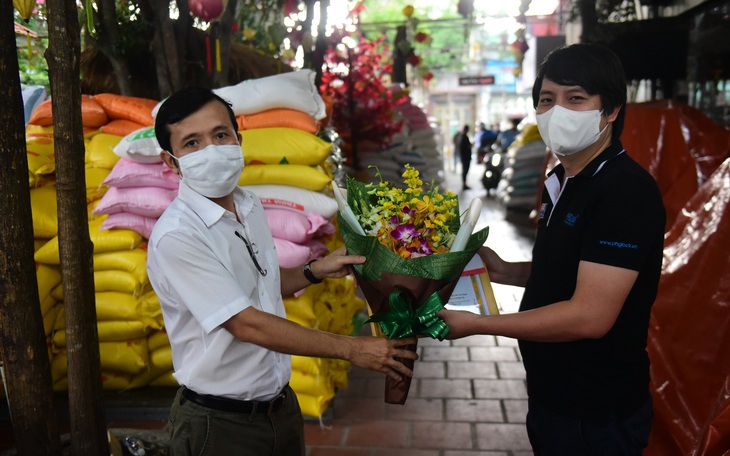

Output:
xmin=365 ymin=290 xmax=450 ymax=341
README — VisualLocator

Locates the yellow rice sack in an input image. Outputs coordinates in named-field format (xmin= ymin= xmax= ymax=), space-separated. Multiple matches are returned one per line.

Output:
xmin=291 ymin=355 xmax=323 ymax=376
xmin=95 ymin=291 xmax=163 ymax=329
xmin=130 ymin=345 xmax=173 ymax=388
xmin=241 ymin=128 xmax=331 ymax=166
xmin=283 ymin=292 xmax=316 ymax=325
xmin=51 ymin=269 xmax=150 ymax=299
xmin=26 ymin=136 xmax=56 ymax=176
xmin=149 ymin=371 xmax=177 ymax=387
xmin=85 ymin=166 xmax=111 ymax=203
xmin=93 ymin=248 xmax=148 ymax=284
xmin=53 ymin=372 xmax=135 ymax=392
xmin=295 ymin=392 xmax=334 ymax=418
xmin=52 ymin=338 xmax=148 ymax=377
xmin=290 ymin=369 xmax=334 ymax=398
xmin=30 ymin=185 xmax=58 ymax=238
xmin=148 ymin=328 xmax=170 ymax=352
xmin=238 ymin=164 xmax=331 ymax=191
xmin=52 ymin=319 xmax=151 ymax=346
xmin=85 ymin=133 xmax=122 ymax=170
xmin=36 ymin=263 xmax=62 ymax=305
xmin=42 ymin=303 xmax=61 ymax=337
xmin=34 ymin=218 xmax=143 ymax=264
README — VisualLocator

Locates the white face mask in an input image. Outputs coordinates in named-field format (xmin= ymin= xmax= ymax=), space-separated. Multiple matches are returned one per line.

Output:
xmin=536 ymin=105 xmax=609 ymax=156
xmin=169 ymin=144 xmax=244 ymax=198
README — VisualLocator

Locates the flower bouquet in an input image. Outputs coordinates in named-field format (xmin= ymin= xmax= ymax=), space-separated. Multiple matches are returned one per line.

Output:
xmin=336 ymin=165 xmax=488 ymax=404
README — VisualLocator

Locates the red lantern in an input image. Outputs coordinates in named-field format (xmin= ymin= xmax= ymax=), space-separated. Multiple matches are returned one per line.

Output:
xmin=414 ymin=32 xmax=429 ymax=43
xmin=407 ymin=54 xmax=421 ymax=66
xmin=189 ymin=0 xmax=224 ymax=22
xmin=423 ymin=72 xmax=434 ymax=82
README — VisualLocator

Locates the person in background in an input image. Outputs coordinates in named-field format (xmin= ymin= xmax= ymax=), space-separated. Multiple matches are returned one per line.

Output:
xmin=438 ymin=43 xmax=666 ymax=455
xmin=147 ymin=87 xmax=418 ymax=456
xmin=475 ymin=122 xmax=498 ymax=163
xmin=495 ymin=117 xmax=521 ymax=152
xmin=451 ymin=129 xmax=461 ymax=172
xmin=458 ymin=124 xmax=473 ymax=190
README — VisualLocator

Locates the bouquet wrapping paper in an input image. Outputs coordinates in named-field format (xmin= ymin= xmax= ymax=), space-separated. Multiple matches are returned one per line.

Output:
xmin=338 ymin=177 xmax=488 ymax=404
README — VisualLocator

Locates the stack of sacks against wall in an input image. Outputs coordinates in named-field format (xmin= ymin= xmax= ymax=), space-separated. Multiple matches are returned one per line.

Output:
xmin=27 ymin=94 xmax=172 ymax=391
xmin=358 ymin=91 xmax=443 ymax=186
xmin=26 ymin=79 xmax=365 ymax=408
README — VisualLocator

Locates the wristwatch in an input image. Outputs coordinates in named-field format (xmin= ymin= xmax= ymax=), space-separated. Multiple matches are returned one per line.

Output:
xmin=303 ymin=259 xmax=323 ymax=284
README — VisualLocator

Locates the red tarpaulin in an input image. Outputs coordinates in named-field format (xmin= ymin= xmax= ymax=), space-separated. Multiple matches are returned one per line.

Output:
xmin=621 ymin=100 xmax=730 ymax=231
xmin=645 ymin=157 xmax=730 ymax=455
xmin=620 ymin=101 xmax=730 ymax=455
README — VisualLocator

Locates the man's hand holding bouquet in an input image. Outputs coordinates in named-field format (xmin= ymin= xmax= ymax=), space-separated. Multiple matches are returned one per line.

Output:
xmin=335 ymin=165 xmax=488 ymax=404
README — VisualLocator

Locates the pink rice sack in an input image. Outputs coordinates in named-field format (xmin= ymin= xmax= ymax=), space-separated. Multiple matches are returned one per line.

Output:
xmin=92 ymin=186 xmax=176 ymax=218
xmin=273 ymin=238 xmax=329 ymax=269
xmin=103 ymin=158 xmax=179 ymax=190
xmin=265 ymin=209 xmax=334 ymax=244
xmin=100 ymin=212 xmax=157 ymax=239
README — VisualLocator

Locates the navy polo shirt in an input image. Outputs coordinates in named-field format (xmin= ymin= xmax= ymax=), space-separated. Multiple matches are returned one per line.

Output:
xmin=519 ymin=141 xmax=666 ymax=419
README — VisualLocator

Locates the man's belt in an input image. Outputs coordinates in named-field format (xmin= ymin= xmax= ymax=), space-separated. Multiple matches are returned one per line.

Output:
xmin=182 ymin=385 xmax=288 ymax=415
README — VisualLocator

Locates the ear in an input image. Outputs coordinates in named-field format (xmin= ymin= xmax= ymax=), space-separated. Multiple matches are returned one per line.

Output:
xmin=160 ymin=150 xmax=179 ymax=174
xmin=606 ymin=105 xmax=622 ymax=123
xmin=237 ymin=132 xmax=242 ymax=144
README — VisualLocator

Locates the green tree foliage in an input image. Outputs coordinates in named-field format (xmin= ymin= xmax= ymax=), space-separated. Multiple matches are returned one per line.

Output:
xmin=359 ymin=0 xmax=469 ymax=73
xmin=14 ymin=10 xmax=49 ymax=90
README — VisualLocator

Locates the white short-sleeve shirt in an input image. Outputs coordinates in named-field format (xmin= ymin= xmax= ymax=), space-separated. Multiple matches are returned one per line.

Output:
xmin=147 ymin=182 xmax=290 ymax=401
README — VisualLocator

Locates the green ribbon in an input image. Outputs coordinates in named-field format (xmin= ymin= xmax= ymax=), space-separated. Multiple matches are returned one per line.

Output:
xmin=365 ymin=290 xmax=450 ymax=341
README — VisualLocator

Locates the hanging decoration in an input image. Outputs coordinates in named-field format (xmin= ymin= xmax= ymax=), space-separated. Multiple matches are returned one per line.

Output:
xmin=14 ymin=0 xmax=37 ymax=57
xmin=511 ymin=0 xmax=531 ymax=77
xmin=189 ymin=0 xmax=229 ymax=74
xmin=398 ymin=5 xmax=434 ymax=86
xmin=189 ymin=0 xmax=226 ymax=22
xmin=13 ymin=0 xmax=35 ymax=22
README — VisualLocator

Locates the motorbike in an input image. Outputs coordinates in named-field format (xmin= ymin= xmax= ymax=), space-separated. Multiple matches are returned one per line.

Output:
xmin=481 ymin=147 xmax=504 ymax=196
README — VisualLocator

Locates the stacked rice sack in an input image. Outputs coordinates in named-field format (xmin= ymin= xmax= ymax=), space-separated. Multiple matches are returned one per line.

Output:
xmin=27 ymin=93 xmax=172 ymax=391
xmin=25 ymin=71 xmax=367 ymax=417
xmin=358 ymin=87 xmax=443 ymax=186
xmin=496 ymin=124 xmax=548 ymax=213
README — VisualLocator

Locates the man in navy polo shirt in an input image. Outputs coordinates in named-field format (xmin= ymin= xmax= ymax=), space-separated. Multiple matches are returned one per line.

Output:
xmin=439 ymin=43 xmax=665 ymax=455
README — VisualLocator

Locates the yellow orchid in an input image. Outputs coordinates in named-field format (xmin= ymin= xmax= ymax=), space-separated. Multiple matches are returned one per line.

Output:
xmin=354 ymin=164 xmax=459 ymax=257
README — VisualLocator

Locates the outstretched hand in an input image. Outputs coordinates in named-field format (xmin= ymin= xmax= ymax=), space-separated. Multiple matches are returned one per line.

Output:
xmin=311 ymin=246 xmax=365 ymax=280
xmin=349 ymin=336 xmax=419 ymax=381
xmin=437 ymin=308 xmax=480 ymax=340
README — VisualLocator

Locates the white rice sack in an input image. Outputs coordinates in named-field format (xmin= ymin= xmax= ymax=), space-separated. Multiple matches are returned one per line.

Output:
xmin=409 ymin=127 xmax=436 ymax=142
xmin=113 ymin=127 xmax=163 ymax=164
xmin=243 ymin=184 xmax=337 ymax=219
xmin=217 ymin=70 xmax=326 ymax=120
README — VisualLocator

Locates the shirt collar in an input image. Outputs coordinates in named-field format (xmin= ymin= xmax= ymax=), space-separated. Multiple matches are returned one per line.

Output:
xmin=177 ymin=182 xmax=254 ymax=227
xmin=547 ymin=140 xmax=626 ymax=181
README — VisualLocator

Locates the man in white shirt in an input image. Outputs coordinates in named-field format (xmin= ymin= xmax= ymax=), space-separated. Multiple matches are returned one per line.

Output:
xmin=147 ymin=87 xmax=418 ymax=455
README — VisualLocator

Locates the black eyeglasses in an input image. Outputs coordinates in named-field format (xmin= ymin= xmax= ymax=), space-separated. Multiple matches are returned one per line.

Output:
xmin=234 ymin=231 xmax=268 ymax=277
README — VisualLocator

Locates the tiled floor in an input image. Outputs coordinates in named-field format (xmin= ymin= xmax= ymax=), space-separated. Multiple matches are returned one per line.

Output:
xmin=303 ymin=162 xmax=537 ymax=455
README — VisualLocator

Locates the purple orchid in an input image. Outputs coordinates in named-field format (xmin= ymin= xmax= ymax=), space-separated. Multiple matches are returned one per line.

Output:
xmin=392 ymin=224 xmax=419 ymax=245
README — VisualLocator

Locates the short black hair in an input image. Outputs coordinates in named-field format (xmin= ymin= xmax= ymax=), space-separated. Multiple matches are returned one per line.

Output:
xmin=532 ymin=43 xmax=627 ymax=143
xmin=154 ymin=87 xmax=238 ymax=154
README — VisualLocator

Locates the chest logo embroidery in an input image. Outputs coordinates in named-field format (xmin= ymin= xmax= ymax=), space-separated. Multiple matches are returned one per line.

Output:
xmin=564 ymin=212 xmax=579 ymax=227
